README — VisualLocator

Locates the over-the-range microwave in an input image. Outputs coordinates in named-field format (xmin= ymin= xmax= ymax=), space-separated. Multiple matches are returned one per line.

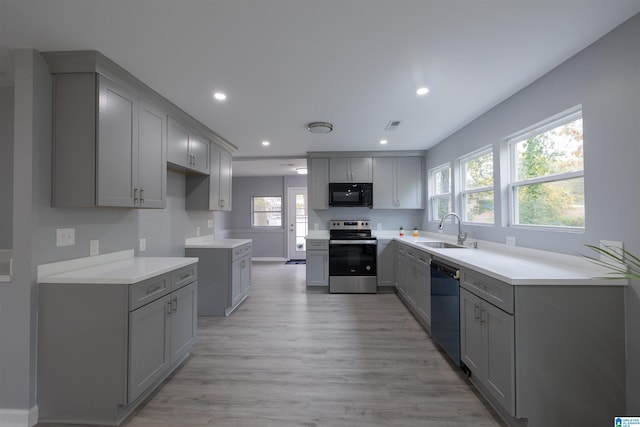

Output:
xmin=328 ymin=183 xmax=373 ymax=208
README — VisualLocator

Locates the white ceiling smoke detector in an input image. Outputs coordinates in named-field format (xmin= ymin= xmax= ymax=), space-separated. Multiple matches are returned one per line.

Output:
xmin=307 ymin=122 xmax=333 ymax=134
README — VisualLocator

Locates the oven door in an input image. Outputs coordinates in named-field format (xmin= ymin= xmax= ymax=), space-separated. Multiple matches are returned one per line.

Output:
xmin=329 ymin=240 xmax=377 ymax=276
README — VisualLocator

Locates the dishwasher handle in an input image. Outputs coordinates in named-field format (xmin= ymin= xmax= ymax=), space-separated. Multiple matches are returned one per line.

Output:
xmin=430 ymin=259 xmax=460 ymax=280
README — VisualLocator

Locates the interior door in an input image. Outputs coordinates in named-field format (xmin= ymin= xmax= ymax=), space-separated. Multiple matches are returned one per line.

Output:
xmin=287 ymin=187 xmax=308 ymax=260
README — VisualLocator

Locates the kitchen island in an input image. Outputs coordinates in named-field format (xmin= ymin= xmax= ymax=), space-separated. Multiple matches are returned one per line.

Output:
xmin=37 ymin=250 xmax=198 ymax=426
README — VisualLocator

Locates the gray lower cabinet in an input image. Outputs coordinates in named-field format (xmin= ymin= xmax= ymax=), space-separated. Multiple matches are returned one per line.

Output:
xmin=306 ymin=239 xmax=329 ymax=287
xmin=37 ymin=264 xmax=197 ymax=425
xmin=186 ymin=243 xmax=252 ymax=316
xmin=51 ymin=73 xmax=166 ymax=208
xmin=395 ymin=242 xmax=431 ymax=329
xmin=377 ymin=239 xmax=395 ymax=288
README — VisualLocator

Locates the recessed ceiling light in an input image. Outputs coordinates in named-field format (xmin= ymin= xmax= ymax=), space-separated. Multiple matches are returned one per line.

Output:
xmin=262 ymin=141 xmax=270 ymax=146
xmin=380 ymin=140 xmax=388 ymax=145
xmin=296 ymin=168 xmax=308 ymax=175
xmin=416 ymin=87 xmax=430 ymax=96
xmin=213 ymin=92 xmax=227 ymax=101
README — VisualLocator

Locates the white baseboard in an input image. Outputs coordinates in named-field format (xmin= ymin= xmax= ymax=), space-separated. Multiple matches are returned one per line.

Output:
xmin=252 ymin=257 xmax=287 ymax=262
xmin=0 ymin=405 xmax=38 ymax=427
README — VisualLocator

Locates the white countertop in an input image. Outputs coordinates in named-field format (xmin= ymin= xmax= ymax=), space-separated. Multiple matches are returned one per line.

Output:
xmin=307 ymin=231 xmax=622 ymax=286
xmin=37 ymin=249 xmax=198 ymax=285
xmin=184 ymin=235 xmax=252 ymax=249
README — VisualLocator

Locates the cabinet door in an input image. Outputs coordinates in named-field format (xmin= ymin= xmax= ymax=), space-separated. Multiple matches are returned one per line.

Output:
xmin=349 ymin=157 xmax=373 ymax=182
xmin=329 ymin=158 xmax=350 ymax=182
xmin=128 ymin=295 xmax=170 ymax=403
xmin=97 ymin=76 xmax=137 ymax=207
xmin=306 ymin=250 xmax=328 ymax=286
xmin=372 ymin=157 xmax=396 ymax=209
xmin=377 ymin=241 xmax=395 ymax=287
xmin=460 ymin=288 xmax=483 ymax=373
xmin=240 ymin=256 xmax=251 ymax=294
xmin=396 ymin=245 xmax=408 ymax=295
xmin=169 ymin=282 xmax=198 ymax=365
xmin=415 ymin=254 xmax=431 ymax=326
xmin=395 ymin=157 xmax=423 ymax=209
xmin=483 ymin=301 xmax=515 ymax=414
xmin=189 ymin=132 xmax=210 ymax=174
xmin=310 ymin=158 xmax=329 ymax=209
xmin=231 ymin=258 xmax=243 ymax=306
xmin=218 ymin=149 xmax=232 ymax=210
xmin=167 ymin=118 xmax=190 ymax=169
xmin=137 ymin=101 xmax=166 ymax=208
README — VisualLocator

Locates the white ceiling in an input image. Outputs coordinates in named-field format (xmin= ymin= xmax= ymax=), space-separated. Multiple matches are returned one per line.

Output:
xmin=1 ymin=1 xmax=639 ymax=176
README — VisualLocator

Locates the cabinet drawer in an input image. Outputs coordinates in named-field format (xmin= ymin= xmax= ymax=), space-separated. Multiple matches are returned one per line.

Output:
xmin=171 ymin=264 xmax=198 ymax=291
xmin=232 ymin=243 xmax=252 ymax=261
xmin=307 ymin=239 xmax=329 ymax=250
xmin=460 ymin=269 xmax=513 ymax=314
xmin=129 ymin=275 xmax=171 ymax=310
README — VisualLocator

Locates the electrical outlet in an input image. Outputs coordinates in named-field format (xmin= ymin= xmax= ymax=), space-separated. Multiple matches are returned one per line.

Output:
xmin=89 ymin=240 xmax=99 ymax=256
xmin=196 ymin=227 xmax=200 ymax=237
xmin=207 ymin=220 xmax=213 ymax=228
xmin=600 ymin=240 xmax=623 ymax=262
xmin=314 ymin=223 xmax=319 ymax=230
xmin=139 ymin=238 xmax=146 ymax=252
xmin=56 ymin=228 xmax=75 ymax=247
xmin=506 ymin=236 xmax=516 ymax=246
xmin=377 ymin=223 xmax=382 ymax=230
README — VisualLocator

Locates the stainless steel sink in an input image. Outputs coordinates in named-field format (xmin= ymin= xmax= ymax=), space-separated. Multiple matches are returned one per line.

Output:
xmin=416 ymin=241 xmax=466 ymax=249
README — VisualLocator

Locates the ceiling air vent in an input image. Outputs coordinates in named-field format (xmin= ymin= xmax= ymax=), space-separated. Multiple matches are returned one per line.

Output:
xmin=385 ymin=120 xmax=402 ymax=131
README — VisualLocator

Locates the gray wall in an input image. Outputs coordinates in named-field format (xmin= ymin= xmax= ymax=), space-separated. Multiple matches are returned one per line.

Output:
xmin=0 ymin=87 xmax=13 ymax=248
xmin=423 ymin=14 xmax=640 ymax=412
xmin=0 ymin=50 xmax=217 ymax=420
xmin=227 ymin=175 xmax=308 ymax=258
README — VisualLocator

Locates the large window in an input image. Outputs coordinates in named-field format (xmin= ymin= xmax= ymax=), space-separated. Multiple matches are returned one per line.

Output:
xmin=252 ymin=196 xmax=282 ymax=227
xmin=429 ymin=163 xmax=451 ymax=221
xmin=460 ymin=149 xmax=494 ymax=224
xmin=509 ymin=109 xmax=584 ymax=228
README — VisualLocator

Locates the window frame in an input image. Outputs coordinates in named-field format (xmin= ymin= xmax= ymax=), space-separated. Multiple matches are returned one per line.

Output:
xmin=429 ymin=162 xmax=452 ymax=221
xmin=251 ymin=195 xmax=283 ymax=228
xmin=459 ymin=147 xmax=495 ymax=224
xmin=507 ymin=107 xmax=584 ymax=231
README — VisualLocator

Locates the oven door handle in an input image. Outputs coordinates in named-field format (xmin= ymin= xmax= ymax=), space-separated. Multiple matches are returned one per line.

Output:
xmin=330 ymin=240 xmax=378 ymax=245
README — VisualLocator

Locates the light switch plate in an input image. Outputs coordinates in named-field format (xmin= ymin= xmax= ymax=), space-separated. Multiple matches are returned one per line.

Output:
xmin=139 ymin=238 xmax=146 ymax=252
xmin=207 ymin=220 xmax=213 ymax=228
xmin=196 ymin=227 xmax=200 ymax=237
xmin=56 ymin=228 xmax=75 ymax=247
xmin=377 ymin=223 xmax=382 ymax=230
xmin=89 ymin=240 xmax=99 ymax=256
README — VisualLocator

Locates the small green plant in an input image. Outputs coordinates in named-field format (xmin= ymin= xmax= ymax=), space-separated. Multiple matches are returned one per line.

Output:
xmin=584 ymin=244 xmax=640 ymax=280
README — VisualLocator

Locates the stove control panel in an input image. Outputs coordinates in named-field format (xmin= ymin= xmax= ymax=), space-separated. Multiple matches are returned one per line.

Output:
xmin=329 ymin=220 xmax=371 ymax=230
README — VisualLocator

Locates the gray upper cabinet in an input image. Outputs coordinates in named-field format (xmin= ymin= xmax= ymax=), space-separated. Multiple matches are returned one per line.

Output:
xmin=51 ymin=73 xmax=166 ymax=208
xmin=185 ymin=143 xmax=233 ymax=211
xmin=329 ymin=157 xmax=372 ymax=182
xmin=167 ymin=118 xmax=210 ymax=175
xmin=373 ymin=157 xmax=423 ymax=209
xmin=309 ymin=158 xmax=329 ymax=209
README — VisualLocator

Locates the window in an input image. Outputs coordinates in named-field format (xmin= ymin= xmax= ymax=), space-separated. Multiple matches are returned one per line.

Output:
xmin=429 ymin=163 xmax=451 ymax=221
xmin=508 ymin=109 xmax=584 ymax=228
xmin=252 ymin=196 xmax=282 ymax=227
xmin=460 ymin=149 xmax=494 ymax=223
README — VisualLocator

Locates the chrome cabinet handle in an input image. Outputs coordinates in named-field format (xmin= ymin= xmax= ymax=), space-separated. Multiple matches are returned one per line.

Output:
xmin=134 ymin=188 xmax=139 ymax=203
xmin=167 ymin=300 xmax=173 ymax=315
xmin=140 ymin=188 xmax=144 ymax=204
xmin=480 ymin=308 xmax=486 ymax=324
xmin=474 ymin=304 xmax=480 ymax=321
xmin=172 ymin=297 xmax=178 ymax=313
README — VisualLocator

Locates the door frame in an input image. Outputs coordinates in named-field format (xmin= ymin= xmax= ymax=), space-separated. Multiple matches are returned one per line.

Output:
xmin=287 ymin=187 xmax=308 ymax=260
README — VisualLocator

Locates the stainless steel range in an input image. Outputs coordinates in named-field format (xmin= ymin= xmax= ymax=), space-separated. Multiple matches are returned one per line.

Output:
xmin=328 ymin=220 xmax=377 ymax=293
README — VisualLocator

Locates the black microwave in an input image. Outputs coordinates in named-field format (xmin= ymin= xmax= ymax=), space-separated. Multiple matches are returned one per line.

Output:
xmin=328 ymin=183 xmax=373 ymax=208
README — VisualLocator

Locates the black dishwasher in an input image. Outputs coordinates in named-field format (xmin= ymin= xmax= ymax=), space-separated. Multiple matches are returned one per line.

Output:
xmin=430 ymin=259 xmax=461 ymax=366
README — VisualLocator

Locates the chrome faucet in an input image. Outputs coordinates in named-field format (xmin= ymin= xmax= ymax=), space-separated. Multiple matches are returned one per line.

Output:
xmin=438 ymin=212 xmax=467 ymax=246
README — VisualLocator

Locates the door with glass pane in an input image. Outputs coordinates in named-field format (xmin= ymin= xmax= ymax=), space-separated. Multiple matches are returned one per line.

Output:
xmin=287 ymin=187 xmax=308 ymax=260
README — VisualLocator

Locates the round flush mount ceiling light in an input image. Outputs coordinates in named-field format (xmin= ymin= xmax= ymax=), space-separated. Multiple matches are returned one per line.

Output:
xmin=213 ymin=92 xmax=227 ymax=101
xmin=416 ymin=87 xmax=430 ymax=96
xmin=262 ymin=141 xmax=270 ymax=146
xmin=307 ymin=122 xmax=333 ymax=134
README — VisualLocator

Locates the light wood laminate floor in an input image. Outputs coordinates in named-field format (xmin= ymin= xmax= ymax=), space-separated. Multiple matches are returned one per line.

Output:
xmin=41 ymin=261 xmax=505 ymax=427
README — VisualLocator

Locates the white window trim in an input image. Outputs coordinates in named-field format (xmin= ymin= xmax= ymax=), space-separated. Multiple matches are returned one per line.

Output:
xmin=506 ymin=106 xmax=585 ymax=231
xmin=428 ymin=162 xmax=452 ymax=221
xmin=459 ymin=147 xmax=494 ymax=224
xmin=251 ymin=195 xmax=283 ymax=228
